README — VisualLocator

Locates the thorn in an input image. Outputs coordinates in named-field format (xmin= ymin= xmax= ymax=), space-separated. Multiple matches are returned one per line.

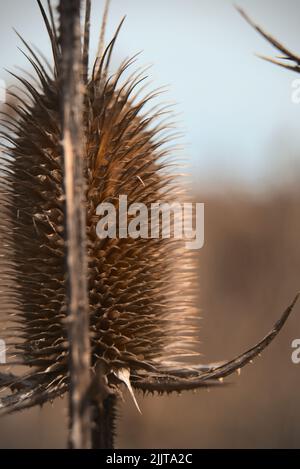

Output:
xmin=136 ymin=175 xmax=145 ymax=187
xmin=115 ymin=368 xmax=142 ymax=414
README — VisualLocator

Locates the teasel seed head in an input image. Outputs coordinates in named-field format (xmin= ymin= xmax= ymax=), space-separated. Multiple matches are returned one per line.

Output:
xmin=0 ymin=1 xmax=298 ymax=420
xmin=0 ymin=0 xmax=198 ymax=411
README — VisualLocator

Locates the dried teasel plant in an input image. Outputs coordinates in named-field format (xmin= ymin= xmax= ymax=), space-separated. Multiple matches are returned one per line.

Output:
xmin=0 ymin=0 xmax=299 ymax=449
xmin=237 ymin=7 xmax=300 ymax=74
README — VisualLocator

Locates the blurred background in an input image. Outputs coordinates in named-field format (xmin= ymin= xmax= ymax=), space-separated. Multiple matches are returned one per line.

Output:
xmin=0 ymin=0 xmax=300 ymax=448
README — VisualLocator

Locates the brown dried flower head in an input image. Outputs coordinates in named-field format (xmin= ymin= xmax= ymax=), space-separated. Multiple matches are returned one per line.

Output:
xmin=0 ymin=1 xmax=298 ymax=423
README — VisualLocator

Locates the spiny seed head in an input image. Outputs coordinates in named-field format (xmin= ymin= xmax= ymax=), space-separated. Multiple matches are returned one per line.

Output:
xmin=1 ymin=2 xmax=296 ymax=415
xmin=0 ymin=1 xmax=198 ymax=410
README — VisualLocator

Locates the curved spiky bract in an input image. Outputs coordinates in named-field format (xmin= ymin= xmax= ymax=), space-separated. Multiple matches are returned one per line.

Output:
xmin=0 ymin=1 xmax=197 ymax=411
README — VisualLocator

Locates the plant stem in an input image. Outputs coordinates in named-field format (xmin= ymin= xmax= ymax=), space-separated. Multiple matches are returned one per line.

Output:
xmin=59 ymin=0 xmax=92 ymax=449
xmin=91 ymin=395 xmax=117 ymax=449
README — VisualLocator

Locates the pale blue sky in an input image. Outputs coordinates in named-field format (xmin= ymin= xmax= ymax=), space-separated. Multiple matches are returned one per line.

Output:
xmin=1 ymin=0 xmax=300 ymax=191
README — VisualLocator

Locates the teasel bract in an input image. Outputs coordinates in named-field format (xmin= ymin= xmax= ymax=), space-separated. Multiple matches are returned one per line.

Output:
xmin=0 ymin=0 xmax=299 ymax=449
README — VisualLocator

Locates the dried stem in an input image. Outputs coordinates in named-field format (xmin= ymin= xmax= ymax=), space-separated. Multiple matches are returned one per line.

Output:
xmin=58 ymin=0 xmax=92 ymax=449
xmin=236 ymin=7 xmax=300 ymax=72
xmin=91 ymin=395 xmax=117 ymax=449
xmin=83 ymin=0 xmax=91 ymax=85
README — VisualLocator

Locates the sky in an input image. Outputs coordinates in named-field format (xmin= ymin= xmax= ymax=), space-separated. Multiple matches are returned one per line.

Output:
xmin=1 ymin=0 xmax=300 ymax=191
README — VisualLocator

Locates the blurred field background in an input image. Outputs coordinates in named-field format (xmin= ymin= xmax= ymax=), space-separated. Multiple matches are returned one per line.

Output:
xmin=1 ymin=0 xmax=300 ymax=448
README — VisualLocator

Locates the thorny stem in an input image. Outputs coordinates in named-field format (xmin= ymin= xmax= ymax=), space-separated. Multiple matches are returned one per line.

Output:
xmin=59 ymin=0 xmax=92 ymax=449
xmin=83 ymin=0 xmax=91 ymax=85
xmin=91 ymin=395 xmax=117 ymax=449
